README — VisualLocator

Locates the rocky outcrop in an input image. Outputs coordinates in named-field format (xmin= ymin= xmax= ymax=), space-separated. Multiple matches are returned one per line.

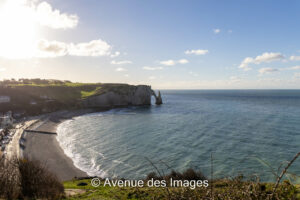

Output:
xmin=152 ymin=90 xmax=163 ymax=105
xmin=82 ymin=85 xmax=153 ymax=108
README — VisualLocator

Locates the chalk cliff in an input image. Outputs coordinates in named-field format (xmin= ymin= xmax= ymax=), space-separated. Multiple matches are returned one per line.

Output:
xmin=0 ymin=80 xmax=162 ymax=116
xmin=152 ymin=90 xmax=163 ymax=105
xmin=82 ymin=85 xmax=154 ymax=108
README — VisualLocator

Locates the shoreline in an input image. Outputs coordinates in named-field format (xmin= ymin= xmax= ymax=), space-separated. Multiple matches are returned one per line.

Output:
xmin=4 ymin=119 xmax=39 ymax=159
xmin=21 ymin=109 xmax=97 ymax=181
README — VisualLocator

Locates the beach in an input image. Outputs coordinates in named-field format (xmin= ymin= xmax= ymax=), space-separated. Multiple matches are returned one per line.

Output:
xmin=19 ymin=110 xmax=94 ymax=181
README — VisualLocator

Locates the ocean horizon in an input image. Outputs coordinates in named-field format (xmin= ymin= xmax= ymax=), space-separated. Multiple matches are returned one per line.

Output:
xmin=57 ymin=90 xmax=300 ymax=183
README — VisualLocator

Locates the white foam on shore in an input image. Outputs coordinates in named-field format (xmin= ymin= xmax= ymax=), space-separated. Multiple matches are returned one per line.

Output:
xmin=55 ymin=108 xmax=142 ymax=179
xmin=56 ymin=119 xmax=107 ymax=178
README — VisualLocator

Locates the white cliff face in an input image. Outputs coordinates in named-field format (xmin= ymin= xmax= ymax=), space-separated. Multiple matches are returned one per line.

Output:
xmin=131 ymin=85 xmax=152 ymax=105
xmin=82 ymin=85 xmax=152 ymax=108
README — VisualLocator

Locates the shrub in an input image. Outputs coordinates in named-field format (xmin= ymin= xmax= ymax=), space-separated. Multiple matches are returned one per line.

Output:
xmin=146 ymin=168 xmax=207 ymax=182
xmin=0 ymin=156 xmax=20 ymax=199
xmin=0 ymin=156 xmax=64 ymax=199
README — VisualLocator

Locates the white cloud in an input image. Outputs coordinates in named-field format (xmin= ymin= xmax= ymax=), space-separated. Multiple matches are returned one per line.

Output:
xmin=35 ymin=39 xmax=112 ymax=58
xmin=0 ymin=1 xmax=118 ymax=59
xmin=213 ymin=29 xmax=221 ymax=34
xmin=110 ymin=51 xmax=120 ymax=58
xmin=255 ymin=52 xmax=284 ymax=63
xmin=68 ymin=39 xmax=111 ymax=57
xmin=115 ymin=67 xmax=127 ymax=72
xmin=124 ymin=74 xmax=129 ymax=77
xmin=1 ymin=0 xmax=78 ymax=30
xmin=239 ymin=52 xmax=284 ymax=71
xmin=258 ymin=67 xmax=279 ymax=74
xmin=36 ymin=1 xmax=78 ymax=29
xmin=36 ymin=39 xmax=68 ymax=57
xmin=178 ymin=59 xmax=189 ymax=64
xmin=143 ymin=66 xmax=163 ymax=70
xmin=160 ymin=60 xmax=176 ymax=66
xmin=160 ymin=59 xmax=189 ymax=66
xmin=111 ymin=60 xmax=132 ymax=65
xmin=185 ymin=49 xmax=209 ymax=55
xmin=148 ymin=76 xmax=156 ymax=80
xmin=0 ymin=68 xmax=6 ymax=72
xmin=239 ymin=57 xmax=254 ymax=71
xmin=290 ymin=56 xmax=300 ymax=61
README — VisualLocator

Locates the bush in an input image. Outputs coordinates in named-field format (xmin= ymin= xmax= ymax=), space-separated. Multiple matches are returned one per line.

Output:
xmin=0 ymin=157 xmax=20 ymax=199
xmin=146 ymin=168 xmax=207 ymax=182
xmin=0 ymin=156 xmax=64 ymax=199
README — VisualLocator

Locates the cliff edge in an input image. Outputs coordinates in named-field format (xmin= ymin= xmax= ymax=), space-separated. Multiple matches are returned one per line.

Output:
xmin=0 ymin=79 xmax=162 ymax=116
xmin=82 ymin=85 xmax=155 ymax=108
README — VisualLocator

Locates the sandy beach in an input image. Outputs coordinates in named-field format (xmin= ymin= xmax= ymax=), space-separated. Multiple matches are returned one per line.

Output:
xmin=20 ymin=109 xmax=95 ymax=181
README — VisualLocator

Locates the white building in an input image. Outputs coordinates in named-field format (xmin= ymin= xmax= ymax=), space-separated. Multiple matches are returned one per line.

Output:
xmin=0 ymin=96 xmax=10 ymax=103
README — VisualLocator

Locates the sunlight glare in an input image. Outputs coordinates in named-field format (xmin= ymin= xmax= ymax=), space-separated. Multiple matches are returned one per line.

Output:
xmin=0 ymin=0 xmax=38 ymax=59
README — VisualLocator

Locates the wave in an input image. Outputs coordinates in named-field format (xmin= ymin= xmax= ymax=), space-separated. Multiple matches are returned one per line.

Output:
xmin=56 ymin=119 xmax=107 ymax=178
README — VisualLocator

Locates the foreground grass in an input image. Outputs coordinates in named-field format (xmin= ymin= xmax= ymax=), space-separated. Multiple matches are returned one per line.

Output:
xmin=64 ymin=178 xmax=300 ymax=200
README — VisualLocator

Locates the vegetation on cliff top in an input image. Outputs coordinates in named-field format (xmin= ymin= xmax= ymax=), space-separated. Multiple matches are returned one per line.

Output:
xmin=63 ymin=176 xmax=299 ymax=200
xmin=0 ymin=78 xmax=138 ymax=101
xmin=0 ymin=78 xmax=145 ymax=114
xmin=1 ymin=156 xmax=300 ymax=199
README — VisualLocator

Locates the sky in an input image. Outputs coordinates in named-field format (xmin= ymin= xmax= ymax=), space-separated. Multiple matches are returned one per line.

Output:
xmin=1 ymin=0 xmax=300 ymax=89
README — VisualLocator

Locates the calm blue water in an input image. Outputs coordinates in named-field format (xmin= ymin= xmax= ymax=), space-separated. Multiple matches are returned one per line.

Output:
xmin=57 ymin=90 xmax=300 ymax=182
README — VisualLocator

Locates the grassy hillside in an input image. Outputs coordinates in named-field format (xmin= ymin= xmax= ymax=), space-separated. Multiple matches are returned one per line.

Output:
xmin=8 ymin=83 xmax=103 ymax=102
xmin=4 ymin=82 xmax=135 ymax=101
xmin=0 ymin=79 xmax=139 ymax=115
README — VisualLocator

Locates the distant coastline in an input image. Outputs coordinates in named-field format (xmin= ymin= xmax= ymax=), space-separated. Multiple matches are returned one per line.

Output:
xmin=0 ymin=79 xmax=164 ymax=181
xmin=0 ymin=79 xmax=162 ymax=118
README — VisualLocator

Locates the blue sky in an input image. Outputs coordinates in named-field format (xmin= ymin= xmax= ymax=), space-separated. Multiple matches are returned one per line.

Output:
xmin=0 ymin=0 xmax=300 ymax=89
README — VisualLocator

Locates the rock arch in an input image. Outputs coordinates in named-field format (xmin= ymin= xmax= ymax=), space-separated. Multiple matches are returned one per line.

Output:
xmin=151 ymin=90 xmax=163 ymax=105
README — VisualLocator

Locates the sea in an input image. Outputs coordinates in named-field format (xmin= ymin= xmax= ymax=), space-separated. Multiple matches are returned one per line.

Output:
xmin=56 ymin=90 xmax=300 ymax=182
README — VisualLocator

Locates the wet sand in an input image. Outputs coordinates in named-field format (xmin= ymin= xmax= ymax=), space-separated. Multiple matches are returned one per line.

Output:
xmin=22 ymin=109 xmax=95 ymax=181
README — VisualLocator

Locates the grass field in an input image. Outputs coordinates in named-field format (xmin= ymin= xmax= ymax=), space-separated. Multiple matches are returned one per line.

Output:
xmin=63 ymin=178 xmax=300 ymax=200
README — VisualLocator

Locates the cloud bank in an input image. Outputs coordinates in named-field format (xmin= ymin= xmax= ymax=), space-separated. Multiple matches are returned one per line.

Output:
xmin=0 ymin=0 xmax=118 ymax=59
xmin=35 ymin=1 xmax=78 ymax=29
xmin=36 ymin=39 xmax=112 ymax=58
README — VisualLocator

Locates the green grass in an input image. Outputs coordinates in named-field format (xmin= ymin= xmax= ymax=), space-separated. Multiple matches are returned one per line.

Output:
xmin=5 ymin=83 xmax=136 ymax=104
xmin=80 ymin=87 xmax=102 ymax=99
xmin=8 ymin=82 xmax=100 ymax=87
xmin=63 ymin=178 xmax=300 ymax=200
xmin=64 ymin=179 xmax=154 ymax=200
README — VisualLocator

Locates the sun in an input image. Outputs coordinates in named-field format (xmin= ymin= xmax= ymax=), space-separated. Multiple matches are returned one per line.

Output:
xmin=0 ymin=0 xmax=38 ymax=59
